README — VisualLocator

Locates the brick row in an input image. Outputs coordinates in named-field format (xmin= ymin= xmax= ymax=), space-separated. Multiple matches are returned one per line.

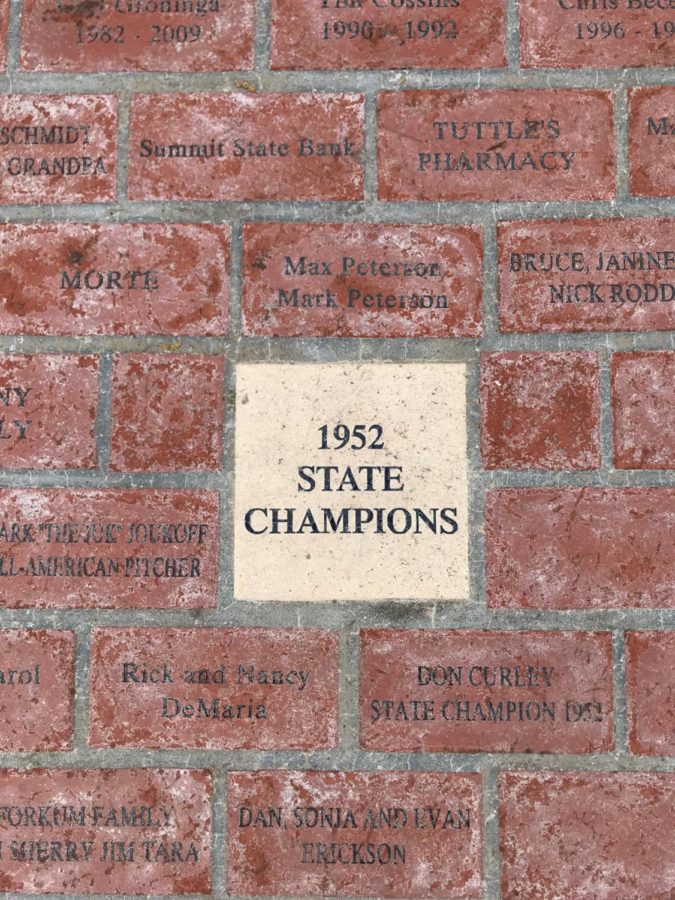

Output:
xmin=0 ymin=354 xmax=224 ymax=471
xmin=1 ymin=218 xmax=673 ymax=337
xmin=9 ymin=1 xmax=675 ymax=71
xmin=4 ymin=351 xmax=668 ymax=473
xmin=0 ymin=91 xmax=672 ymax=204
xmin=0 ymin=767 xmax=672 ymax=896
xmin=1 ymin=626 xmax=672 ymax=755
xmin=481 ymin=351 xmax=675 ymax=470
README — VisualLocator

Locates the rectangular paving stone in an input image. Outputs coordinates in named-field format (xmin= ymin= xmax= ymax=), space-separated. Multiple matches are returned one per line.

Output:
xmin=498 ymin=218 xmax=675 ymax=333
xmin=0 ymin=489 xmax=218 ymax=609
xmin=486 ymin=488 xmax=675 ymax=609
xmin=270 ymin=0 xmax=506 ymax=70
xmin=228 ymin=770 xmax=482 ymax=898
xmin=612 ymin=352 xmax=675 ymax=469
xmin=377 ymin=90 xmax=615 ymax=201
xmin=360 ymin=629 xmax=613 ymax=754
xmin=0 ymin=95 xmax=117 ymax=205
xmin=521 ymin=0 xmax=675 ymax=68
xmin=626 ymin=631 xmax=675 ymax=756
xmin=0 ymin=768 xmax=211 ymax=895
xmin=0 ymin=224 xmax=229 ymax=336
xmin=234 ymin=363 xmax=469 ymax=602
xmin=481 ymin=352 xmax=601 ymax=471
xmin=500 ymin=772 xmax=675 ymax=899
xmin=0 ymin=630 xmax=74 ymax=752
xmin=21 ymin=0 xmax=254 ymax=72
xmin=128 ymin=93 xmax=365 ymax=201
xmin=242 ymin=223 xmax=483 ymax=338
xmin=89 ymin=627 xmax=338 ymax=749
xmin=630 ymin=87 xmax=675 ymax=198
xmin=110 ymin=354 xmax=225 ymax=472
xmin=0 ymin=355 xmax=98 ymax=470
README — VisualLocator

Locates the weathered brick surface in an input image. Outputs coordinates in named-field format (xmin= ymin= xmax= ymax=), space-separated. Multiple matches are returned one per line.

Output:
xmin=0 ymin=355 xmax=98 ymax=470
xmin=360 ymin=629 xmax=613 ymax=754
xmin=630 ymin=87 xmax=675 ymax=198
xmin=521 ymin=0 xmax=675 ymax=69
xmin=0 ymin=769 xmax=211 ymax=894
xmin=0 ymin=223 xmax=230 ymax=336
xmin=270 ymin=0 xmax=506 ymax=70
xmin=228 ymin=770 xmax=483 ymax=898
xmin=626 ymin=631 xmax=675 ymax=756
xmin=0 ymin=223 xmax=229 ymax=336
xmin=486 ymin=488 xmax=675 ymax=609
xmin=0 ymin=489 xmax=218 ymax=608
xmin=377 ymin=90 xmax=615 ymax=201
xmin=110 ymin=354 xmax=225 ymax=471
xmin=480 ymin=352 xmax=601 ymax=470
xmin=89 ymin=627 xmax=339 ymax=749
xmin=0 ymin=630 xmax=74 ymax=751
xmin=0 ymin=4 xmax=673 ymax=899
xmin=612 ymin=352 xmax=675 ymax=469
xmin=128 ymin=93 xmax=365 ymax=201
xmin=242 ymin=223 xmax=483 ymax=338
xmin=21 ymin=0 xmax=255 ymax=72
xmin=0 ymin=95 xmax=117 ymax=204
xmin=500 ymin=773 xmax=675 ymax=899
xmin=498 ymin=218 xmax=675 ymax=333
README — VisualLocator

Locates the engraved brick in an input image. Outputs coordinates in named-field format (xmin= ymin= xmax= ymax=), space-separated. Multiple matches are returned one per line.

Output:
xmin=128 ymin=93 xmax=364 ymax=201
xmin=21 ymin=0 xmax=254 ymax=72
xmin=501 ymin=772 xmax=675 ymax=899
xmin=242 ymin=223 xmax=483 ymax=338
xmin=630 ymin=87 xmax=675 ymax=198
xmin=0 ymin=630 xmax=74 ymax=751
xmin=521 ymin=0 xmax=675 ymax=68
xmin=0 ymin=95 xmax=117 ymax=205
xmin=612 ymin=352 xmax=675 ymax=469
xmin=0 ymin=489 xmax=218 ymax=609
xmin=481 ymin=352 xmax=601 ymax=470
xmin=486 ymin=487 xmax=675 ymax=609
xmin=89 ymin=628 xmax=338 ymax=749
xmin=228 ymin=770 xmax=482 ymax=898
xmin=110 ymin=354 xmax=225 ymax=472
xmin=0 ymin=355 xmax=98 ymax=470
xmin=234 ymin=363 xmax=469 ymax=602
xmin=377 ymin=90 xmax=615 ymax=202
xmin=0 ymin=768 xmax=211 ymax=895
xmin=626 ymin=631 xmax=675 ymax=756
xmin=0 ymin=224 xmax=229 ymax=337
xmin=498 ymin=218 xmax=675 ymax=333
xmin=360 ymin=629 xmax=613 ymax=754
xmin=270 ymin=0 xmax=506 ymax=70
